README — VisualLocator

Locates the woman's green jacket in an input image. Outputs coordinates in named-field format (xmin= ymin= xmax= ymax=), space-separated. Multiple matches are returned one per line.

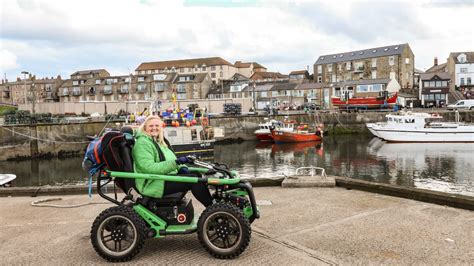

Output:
xmin=132 ymin=130 xmax=178 ymax=198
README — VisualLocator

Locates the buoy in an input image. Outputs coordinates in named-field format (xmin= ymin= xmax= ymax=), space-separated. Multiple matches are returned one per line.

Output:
xmin=191 ymin=119 xmax=197 ymax=125
xmin=174 ymin=121 xmax=180 ymax=127
xmin=186 ymin=121 xmax=191 ymax=127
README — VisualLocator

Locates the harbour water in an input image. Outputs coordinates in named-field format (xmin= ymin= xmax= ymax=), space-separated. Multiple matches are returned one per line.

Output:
xmin=1 ymin=135 xmax=473 ymax=196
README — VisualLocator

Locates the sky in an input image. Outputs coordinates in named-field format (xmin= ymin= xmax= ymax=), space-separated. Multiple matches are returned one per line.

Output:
xmin=1 ymin=0 xmax=473 ymax=80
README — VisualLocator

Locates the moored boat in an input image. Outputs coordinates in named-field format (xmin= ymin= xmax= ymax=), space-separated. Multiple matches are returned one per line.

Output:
xmin=332 ymin=93 xmax=398 ymax=109
xmin=254 ymin=119 xmax=294 ymax=141
xmin=271 ymin=129 xmax=323 ymax=143
xmin=367 ymin=112 xmax=474 ymax=142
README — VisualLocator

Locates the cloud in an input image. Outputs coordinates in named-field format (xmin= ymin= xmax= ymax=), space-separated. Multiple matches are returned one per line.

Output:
xmin=0 ymin=49 xmax=19 ymax=72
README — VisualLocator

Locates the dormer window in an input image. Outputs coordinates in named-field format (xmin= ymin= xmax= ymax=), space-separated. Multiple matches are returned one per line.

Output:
xmin=372 ymin=49 xmax=377 ymax=53
xmin=394 ymin=46 xmax=399 ymax=50
xmin=384 ymin=48 xmax=389 ymax=51
xmin=321 ymin=56 xmax=325 ymax=60
xmin=458 ymin=53 xmax=467 ymax=63
xmin=359 ymin=51 xmax=364 ymax=55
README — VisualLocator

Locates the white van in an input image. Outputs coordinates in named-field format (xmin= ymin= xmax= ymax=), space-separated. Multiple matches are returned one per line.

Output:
xmin=447 ymin=99 xmax=474 ymax=110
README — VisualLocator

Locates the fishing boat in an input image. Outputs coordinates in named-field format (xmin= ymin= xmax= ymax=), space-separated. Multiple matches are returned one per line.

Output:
xmin=271 ymin=124 xmax=323 ymax=143
xmin=367 ymin=112 xmax=474 ymax=142
xmin=254 ymin=119 xmax=294 ymax=141
xmin=332 ymin=93 xmax=398 ymax=109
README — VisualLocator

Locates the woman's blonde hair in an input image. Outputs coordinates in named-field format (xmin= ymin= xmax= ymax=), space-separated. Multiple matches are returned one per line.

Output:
xmin=139 ymin=115 xmax=167 ymax=147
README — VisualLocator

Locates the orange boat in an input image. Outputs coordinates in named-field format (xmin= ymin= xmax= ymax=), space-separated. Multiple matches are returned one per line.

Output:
xmin=271 ymin=129 xmax=323 ymax=143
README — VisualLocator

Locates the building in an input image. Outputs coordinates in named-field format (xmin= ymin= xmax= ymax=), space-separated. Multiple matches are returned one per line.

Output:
xmin=419 ymin=72 xmax=450 ymax=107
xmin=447 ymin=52 xmax=474 ymax=99
xmin=314 ymin=43 xmax=414 ymax=103
xmin=234 ymin=61 xmax=267 ymax=78
xmin=1 ymin=74 xmax=63 ymax=106
xmin=249 ymin=72 xmax=288 ymax=83
xmin=289 ymin=70 xmax=311 ymax=83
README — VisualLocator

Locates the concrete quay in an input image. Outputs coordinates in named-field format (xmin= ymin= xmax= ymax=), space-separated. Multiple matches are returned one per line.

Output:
xmin=1 ymin=186 xmax=473 ymax=265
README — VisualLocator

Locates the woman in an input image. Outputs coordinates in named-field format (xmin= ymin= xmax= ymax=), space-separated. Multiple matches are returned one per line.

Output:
xmin=132 ymin=115 xmax=212 ymax=207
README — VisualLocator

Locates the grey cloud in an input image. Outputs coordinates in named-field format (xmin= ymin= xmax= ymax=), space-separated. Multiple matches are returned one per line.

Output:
xmin=291 ymin=1 xmax=432 ymax=44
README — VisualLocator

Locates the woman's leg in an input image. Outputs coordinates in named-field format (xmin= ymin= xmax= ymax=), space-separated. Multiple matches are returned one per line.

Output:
xmin=163 ymin=181 xmax=213 ymax=207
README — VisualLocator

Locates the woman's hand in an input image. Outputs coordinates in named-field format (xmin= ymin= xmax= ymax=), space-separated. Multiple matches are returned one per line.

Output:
xmin=177 ymin=167 xmax=191 ymax=175
xmin=175 ymin=156 xmax=191 ymax=165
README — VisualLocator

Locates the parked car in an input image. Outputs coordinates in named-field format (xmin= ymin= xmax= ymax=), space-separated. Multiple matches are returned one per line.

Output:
xmin=447 ymin=99 xmax=474 ymax=110
xmin=297 ymin=103 xmax=320 ymax=111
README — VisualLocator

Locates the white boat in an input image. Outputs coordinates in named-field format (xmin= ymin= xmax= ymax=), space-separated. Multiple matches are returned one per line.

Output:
xmin=0 ymin=174 xmax=16 ymax=187
xmin=367 ymin=112 xmax=474 ymax=142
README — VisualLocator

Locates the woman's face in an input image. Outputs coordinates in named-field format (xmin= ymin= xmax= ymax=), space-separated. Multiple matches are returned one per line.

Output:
xmin=145 ymin=118 xmax=161 ymax=138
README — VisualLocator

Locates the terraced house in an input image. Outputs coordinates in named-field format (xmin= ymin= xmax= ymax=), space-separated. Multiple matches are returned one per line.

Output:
xmin=1 ymin=75 xmax=62 ymax=106
xmin=135 ymin=57 xmax=266 ymax=85
xmin=314 ymin=43 xmax=415 ymax=103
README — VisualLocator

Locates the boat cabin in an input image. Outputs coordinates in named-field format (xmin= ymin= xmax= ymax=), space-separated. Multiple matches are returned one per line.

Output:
xmin=164 ymin=125 xmax=212 ymax=145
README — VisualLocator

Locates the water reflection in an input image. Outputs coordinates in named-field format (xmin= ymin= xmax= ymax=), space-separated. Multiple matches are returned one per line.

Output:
xmin=1 ymin=135 xmax=473 ymax=196
xmin=366 ymin=138 xmax=474 ymax=195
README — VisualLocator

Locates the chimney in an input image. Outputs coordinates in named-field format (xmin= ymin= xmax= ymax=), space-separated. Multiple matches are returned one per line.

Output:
xmin=434 ymin=57 xmax=438 ymax=66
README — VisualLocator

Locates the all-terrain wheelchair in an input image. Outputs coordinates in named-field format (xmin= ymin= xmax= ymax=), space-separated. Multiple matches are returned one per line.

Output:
xmin=87 ymin=132 xmax=259 ymax=262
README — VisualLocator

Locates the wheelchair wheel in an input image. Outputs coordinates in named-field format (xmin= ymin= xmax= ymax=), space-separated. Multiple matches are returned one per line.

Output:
xmin=198 ymin=202 xmax=251 ymax=259
xmin=91 ymin=206 xmax=147 ymax=262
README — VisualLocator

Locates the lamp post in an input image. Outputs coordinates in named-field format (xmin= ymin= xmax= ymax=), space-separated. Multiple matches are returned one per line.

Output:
xmin=21 ymin=71 xmax=29 ymax=107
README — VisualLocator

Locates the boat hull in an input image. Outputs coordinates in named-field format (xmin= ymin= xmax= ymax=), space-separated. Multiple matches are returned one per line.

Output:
xmin=272 ymin=130 xmax=322 ymax=143
xmin=255 ymin=133 xmax=273 ymax=141
xmin=332 ymin=93 xmax=398 ymax=108
xmin=173 ymin=141 xmax=215 ymax=157
xmin=370 ymin=126 xmax=474 ymax=142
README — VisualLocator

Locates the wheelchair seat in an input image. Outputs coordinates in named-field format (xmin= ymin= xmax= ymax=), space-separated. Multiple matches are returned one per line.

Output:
xmin=141 ymin=191 xmax=187 ymax=207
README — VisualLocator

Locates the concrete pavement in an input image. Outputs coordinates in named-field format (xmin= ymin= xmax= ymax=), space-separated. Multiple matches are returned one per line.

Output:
xmin=1 ymin=186 xmax=473 ymax=265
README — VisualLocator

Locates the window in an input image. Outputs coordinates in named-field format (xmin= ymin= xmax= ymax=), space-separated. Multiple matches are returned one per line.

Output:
xmin=113 ymin=78 xmax=118 ymax=83
xmin=331 ymin=74 xmax=336 ymax=82
xmin=317 ymin=76 xmax=322 ymax=83
xmin=405 ymin=58 xmax=410 ymax=64
xmin=372 ymin=70 xmax=377 ymax=79
xmin=261 ymin=91 xmax=267 ymax=97
xmin=355 ymin=62 xmax=364 ymax=71
xmin=202 ymin=66 xmax=206 ymax=71
xmin=72 ymin=80 xmax=79 ymax=85
xmin=346 ymin=62 xmax=351 ymax=70
xmin=188 ymin=68 xmax=192 ymax=72
xmin=105 ymin=79 xmax=113 ymax=85
xmin=220 ymin=72 xmax=223 ymax=78
xmin=211 ymin=73 xmax=216 ymax=78
xmin=138 ymin=76 xmax=145 ymax=82
xmin=357 ymin=85 xmax=369 ymax=92
xmin=460 ymin=68 xmax=468 ymax=73
xmin=120 ymin=85 xmax=129 ymax=94
xmin=177 ymin=84 xmax=186 ymax=93
xmin=95 ymin=79 xmax=101 ymax=84
xmin=442 ymin=81 xmax=448 ymax=87
xmin=460 ymin=78 xmax=465 ymax=85
xmin=338 ymin=64 xmax=343 ymax=71
xmin=468 ymin=77 xmax=472 ymax=85
xmin=103 ymin=85 xmax=113 ymax=95
xmin=62 ymin=88 xmax=69 ymax=96
xmin=177 ymin=93 xmax=186 ymax=100
xmin=327 ymin=64 xmax=332 ymax=72
xmin=45 ymin=84 xmax=52 ymax=92
xmin=372 ymin=58 xmax=377 ymax=67
xmin=271 ymin=91 xmax=278 ymax=97
xmin=211 ymin=66 xmax=216 ymax=71
xmin=154 ymin=83 xmax=164 ymax=92
xmin=436 ymin=81 xmax=442 ymax=87
xmin=317 ymin=65 xmax=322 ymax=74
xmin=137 ymin=84 xmax=146 ymax=93
xmin=372 ymin=84 xmax=382 ymax=92
xmin=72 ymin=87 xmax=81 ymax=96
xmin=429 ymin=81 xmax=436 ymax=87
xmin=389 ymin=56 xmax=395 ymax=66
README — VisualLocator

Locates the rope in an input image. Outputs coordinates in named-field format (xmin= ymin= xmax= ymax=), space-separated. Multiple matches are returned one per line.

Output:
xmin=30 ymin=197 xmax=110 ymax=208
xmin=1 ymin=127 xmax=90 ymax=144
